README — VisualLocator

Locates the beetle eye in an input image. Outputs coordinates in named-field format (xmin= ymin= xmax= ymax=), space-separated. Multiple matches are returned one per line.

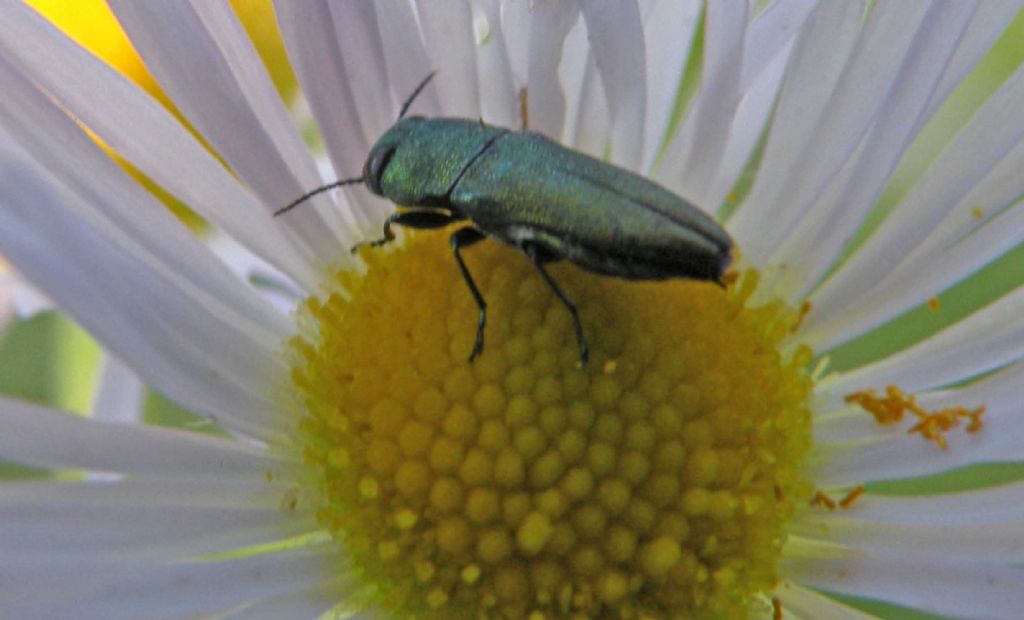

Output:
xmin=363 ymin=144 xmax=396 ymax=196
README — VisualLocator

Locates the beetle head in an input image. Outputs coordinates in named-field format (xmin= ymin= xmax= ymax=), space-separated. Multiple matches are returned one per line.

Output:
xmin=362 ymin=117 xmax=422 ymax=196
xmin=274 ymin=73 xmax=437 ymax=217
xmin=364 ymin=71 xmax=438 ymax=195
xmin=363 ymin=142 xmax=395 ymax=196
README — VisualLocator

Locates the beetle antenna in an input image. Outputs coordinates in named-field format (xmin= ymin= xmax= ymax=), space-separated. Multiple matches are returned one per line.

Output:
xmin=273 ymin=176 xmax=364 ymax=217
xmin=275 ymin=71 xmax=436 ymax=218
xmin=398 ymin=71 xmax=437 ymax=120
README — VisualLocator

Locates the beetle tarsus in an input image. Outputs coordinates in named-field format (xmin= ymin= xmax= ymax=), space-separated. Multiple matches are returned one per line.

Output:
xmin=350 ymin=235 xmax=392 ymax=254
xmin=467 ymin=311 xmax=486 ymax=362
xmin=524 ymin=244 xmax=589 ymax=367
xmin=351 ymin=219 xmax=395 ymax=254
xmin=450 ymin=227 xmax=488 ymax=362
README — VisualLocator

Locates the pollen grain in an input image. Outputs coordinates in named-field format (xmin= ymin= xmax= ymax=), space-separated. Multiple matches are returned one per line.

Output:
xmin=845 ymin=385 xmax=985 ymax=450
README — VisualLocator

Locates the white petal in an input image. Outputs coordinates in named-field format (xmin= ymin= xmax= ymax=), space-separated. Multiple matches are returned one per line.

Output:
xmin=0 ymin=397 xmax=288 ymax=478
xmin=579 ymin=0 xmax=647 ymax=167
xmin=783 ymin=550 xmax=1024 ymax=620
xmin=274 ymin=0 xmax=377 ymax=156
xmin=740 ymin=0 xmax=817 ymax=93
xmin=565 ymin=36 xmax=610 ymax=157
xmin=414 ymin=1 xmax=481 ymax=118
xmin=823 ymin=287 xmax=1024 ymax=400
xmin=272 ymin=1 xmax=394 ymax=244
xmin=907 ymin=158 xmax=1024 ymax=274
xmin=373 ymin=0 xmax=443 ymax=120
xmin=5 ymin=543 xmax=334 ymax=620
xmin=207 ymin=230 xmax=305 ymax=315
xmin=753 ymin=0 xmax=937 ymax=257
xmin=815 ymin=362 xmax=1024 ymax=486
xmin=0 ymin=0 xmax=318 ymax=288
xmin=774 ymin=581 xmax=877 ymax=620
xmin=729 ymin=0 xmax=821 ymax=193
xmin=106 ymin=1 xmax=358 ymax=269
xmin=807 ymin=59 xmax=1024 ymax=345
xmin=809 ymin=199 xmax=1024 ymax=353
xmin=278 ymin=0 xmax=447 ymax=241
xmin=639 ymin=0 xmax=701 ymax=171
xmin=475 ymin=0 xmax=518 ymax=128
xmin=529 ymin=0 xmax=583 ymax=140
xmin=323 ymin=3 xmax=400 ymax=141
xmin=89 ymin=354 xmax=146 ymax=425
xmin=796 ymin=514 xmax=1024 ymax=562
xmin=657 ymin=0 xmax=747 ymax=206
xmin=702 ymin=45 xmax=790 ymax=211
xmin=922 ymin=0 xmax=1024 ymax=122
xmin=5 ymin=267 xmax=50 ymax=318
xmin=832 ymin=482 xmax=1024 ymax=525
xmin=727 ymin=0 xmax=865 ymax=262
xmin=0 ymin=140 xmax=288 ymax=441
xmin=0 ymin=479 xmax=313 ymax=558
xmin=811 ymin=402 xmax=886 ymax=442
xmin=0 ymin=55 xmax=288 ymax=341
xmin=773 ymin=2 xmax=979 ymax=299
xmin=497 ymin=0 xmax=530 ymax=84
xmin=216 ymin=580 xmax=344 ymax=620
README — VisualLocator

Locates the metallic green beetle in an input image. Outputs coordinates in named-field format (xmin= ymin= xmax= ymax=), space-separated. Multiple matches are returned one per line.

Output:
xmin=278 ymin=75 xmax=733 ymax=366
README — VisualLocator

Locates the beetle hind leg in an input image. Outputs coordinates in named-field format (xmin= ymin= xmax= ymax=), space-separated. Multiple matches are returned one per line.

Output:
xmin=450 ymin=227 xmax=488 ymax=362
xmin=523 ymin=244 xmax=589 ymax=367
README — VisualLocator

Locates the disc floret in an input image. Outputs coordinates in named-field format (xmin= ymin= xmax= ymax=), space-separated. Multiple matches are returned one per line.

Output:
xmin=291 ymin=233 xmax=813 ymax=618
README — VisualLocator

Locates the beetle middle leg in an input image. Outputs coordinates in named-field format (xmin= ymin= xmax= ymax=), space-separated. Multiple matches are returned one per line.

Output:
xmin=523 ymin=243 xmax=589 ymax=366
xmin=351 ymin=209 xmax=463 ymax=253
xmin=450 ymin=227 xmax=488 ymax=362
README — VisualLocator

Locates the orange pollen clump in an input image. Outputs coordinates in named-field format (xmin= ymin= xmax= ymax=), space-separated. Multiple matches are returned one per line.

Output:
xmin=927 ymin=297 xmax=940 ymax=311
xmin=844 ymin=385 xmax=985 ymax=450
xmin=838 ymin=485 xmax=864 ymax=509
xmin=810 ymin=490 xmax=836 ymax=511
xmin=810 ymin=485 xmax=864 ymax=512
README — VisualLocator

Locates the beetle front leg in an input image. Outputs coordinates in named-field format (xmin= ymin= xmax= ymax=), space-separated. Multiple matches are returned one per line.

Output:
xmin=524 ymin=244 xmax=589 ymax=367
xmin=351 ymin=210 xmax=463 ymax=254
xmin=450 ymin=227 xmax=488 ymax=362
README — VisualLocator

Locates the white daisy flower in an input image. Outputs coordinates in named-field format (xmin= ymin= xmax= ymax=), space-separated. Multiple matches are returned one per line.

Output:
xmin=2 ymin=1 xmax=1023 ymax=618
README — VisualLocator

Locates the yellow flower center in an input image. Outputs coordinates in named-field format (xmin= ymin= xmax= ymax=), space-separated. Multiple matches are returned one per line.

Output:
xmin=290 ymin=232 xmax=813 ymax=618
